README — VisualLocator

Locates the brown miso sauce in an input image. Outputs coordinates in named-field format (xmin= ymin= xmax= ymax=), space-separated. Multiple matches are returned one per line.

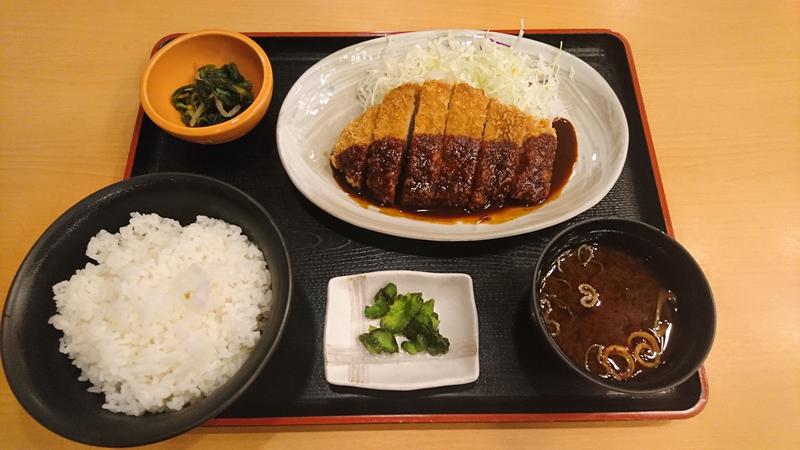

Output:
xmin=549 ymin=118 xmax=577 ymax=196
xmin=539 ymin=241 xmax=678 ymax=381
xmin=333 ymin=118 xmax=578 ymax=224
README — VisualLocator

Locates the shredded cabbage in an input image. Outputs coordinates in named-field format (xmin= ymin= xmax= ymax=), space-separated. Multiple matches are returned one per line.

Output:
xmin=356 ymin=29 xmax=563 ymax=118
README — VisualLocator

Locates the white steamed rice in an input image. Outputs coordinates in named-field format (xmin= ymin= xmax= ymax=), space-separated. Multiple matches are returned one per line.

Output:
xmin=48 ymin=212 xmax=272 ymax=416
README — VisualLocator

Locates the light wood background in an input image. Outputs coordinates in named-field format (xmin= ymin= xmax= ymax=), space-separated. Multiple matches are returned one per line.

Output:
xmin=1 ymin=1 xmax=798 ymax=448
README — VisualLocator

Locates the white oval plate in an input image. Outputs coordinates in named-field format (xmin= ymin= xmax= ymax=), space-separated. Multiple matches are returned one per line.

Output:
xmin=276 ymin=30 xmax=628 ymax=241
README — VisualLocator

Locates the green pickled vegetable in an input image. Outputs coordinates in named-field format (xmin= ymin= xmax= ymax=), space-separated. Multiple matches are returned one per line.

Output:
xmin=380 ymin=292 xmax=422 ymax=332
xmin=403 ymin=299 xmax=450 ymax=355
xmin=424 ymin=332 xmax=451 ymax=355
xmin=375 ymin=282 xmax=397 ymax=303
xmin=364 ymin=301 xmax=388 ymax=319
xmin=170 ymin=63 xmax=253 ymax=127
xmin=358 ymin=328 xmax=398 ymax=354
xmin=364 ymin=282 xmax=396 ymax=319
xmin=401 ymin=334 xmax=427 ymax=355
xmin=358 ymin=282 xmax=450 ymax=356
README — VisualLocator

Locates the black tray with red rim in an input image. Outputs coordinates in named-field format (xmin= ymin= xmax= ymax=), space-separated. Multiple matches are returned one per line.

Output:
xmin=125 ymin=30 xmax=708 ymax=425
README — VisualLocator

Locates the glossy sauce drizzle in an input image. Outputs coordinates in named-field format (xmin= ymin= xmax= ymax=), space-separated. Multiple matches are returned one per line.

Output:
xmin=334 ymin=118 xmax=578 ymax=224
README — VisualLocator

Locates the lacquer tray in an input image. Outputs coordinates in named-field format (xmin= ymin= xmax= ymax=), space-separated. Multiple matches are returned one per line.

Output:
xmin=125 ymin=30 xmax=708 ymax=425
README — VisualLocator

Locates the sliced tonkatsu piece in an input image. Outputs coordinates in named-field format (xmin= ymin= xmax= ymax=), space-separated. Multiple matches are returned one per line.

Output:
xmin=364 ymin=83 xmax=419 ymax=205
xmin=400 ymin=80 xmax=453 ymax=209
xmin=434 ymin=83 xmax=490 ymax=208
xmin=330 ymin=81 xmax=561 ymax=212
xmin=330 ymin=106 xmax=380 ymax=189
xmin=468 ymin=100 xmax=529 ymax=210
xmin=511 ymin=118 xmax=558 ymax=204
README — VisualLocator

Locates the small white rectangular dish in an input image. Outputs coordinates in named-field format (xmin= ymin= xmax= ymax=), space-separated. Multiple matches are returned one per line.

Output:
xmin=324 ymin=270 xmax=479 ymax=390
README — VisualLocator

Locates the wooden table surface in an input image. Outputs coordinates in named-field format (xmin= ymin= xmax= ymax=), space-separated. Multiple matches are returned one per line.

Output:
xmin=1 ymin=1 xmax=798 ymax=448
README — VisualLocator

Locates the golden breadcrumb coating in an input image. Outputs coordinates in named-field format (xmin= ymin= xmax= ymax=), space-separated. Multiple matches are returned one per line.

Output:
xmin=372 ymin=83 xmax=419 ymax=140
xmin=331 ymin=106 xmax=379 ymax=160
xmin=482 ymin=100 xmax=529 ymax=145
xmin=443 ymin=83 xmax=489 ymax=139
xmin=412 ymin=80 xmax=452 ymax=135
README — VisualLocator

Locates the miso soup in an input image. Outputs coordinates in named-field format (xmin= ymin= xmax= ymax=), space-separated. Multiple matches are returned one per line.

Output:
xmin=539 ymin=241 xmax=677 ymax=381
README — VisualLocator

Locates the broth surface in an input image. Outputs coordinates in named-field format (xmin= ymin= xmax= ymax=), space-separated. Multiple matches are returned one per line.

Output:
xmin=539 ymin=242 xmax=677 ymax=381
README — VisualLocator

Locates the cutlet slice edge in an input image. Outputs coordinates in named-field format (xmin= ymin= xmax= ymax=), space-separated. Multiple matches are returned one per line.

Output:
xmin=330 ymin=106 xmax=380 ymax=188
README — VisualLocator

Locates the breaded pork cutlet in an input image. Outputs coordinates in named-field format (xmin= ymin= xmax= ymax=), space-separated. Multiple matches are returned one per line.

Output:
xmin=400 ymin=80 xmax=453 ymax=208
xmin=330 ymin=81 xmax=561 ymax=212
xmin=433 ymin=83 xmax=490 ymax=208
xmin=511 ymin=118 xmax=558 ymax=204
xmin=468 ymin=100 xmax=529 ymax=210
xmin=364 ymin=83 xmax=419 ymax=205
xmin=330 ymin=106 xmax=379 ymax=189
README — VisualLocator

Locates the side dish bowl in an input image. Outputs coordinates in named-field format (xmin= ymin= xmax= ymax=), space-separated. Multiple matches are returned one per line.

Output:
xmin=140 ymin=30 xmax=273 ymax=144
xmin=0 ymin=173 xmax=292 ymax=446
xmin=530 ymin=218 xmax=715 ymax=394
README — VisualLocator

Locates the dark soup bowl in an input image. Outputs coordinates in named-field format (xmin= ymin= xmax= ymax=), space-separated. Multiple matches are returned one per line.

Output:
xmin=1 ymin=173 xmax=292 ymax=446
xmin=531 ymin=218 xmax=714 ymax=394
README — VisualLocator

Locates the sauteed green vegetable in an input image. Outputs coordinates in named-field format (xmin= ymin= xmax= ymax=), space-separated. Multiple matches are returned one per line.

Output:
xmin=170 ymin=63 xmax=253 ymax=127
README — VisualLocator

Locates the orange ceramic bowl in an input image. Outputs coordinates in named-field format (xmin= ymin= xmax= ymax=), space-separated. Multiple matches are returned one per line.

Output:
xmin=140 ymin=30 xmax=273 ymax=144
